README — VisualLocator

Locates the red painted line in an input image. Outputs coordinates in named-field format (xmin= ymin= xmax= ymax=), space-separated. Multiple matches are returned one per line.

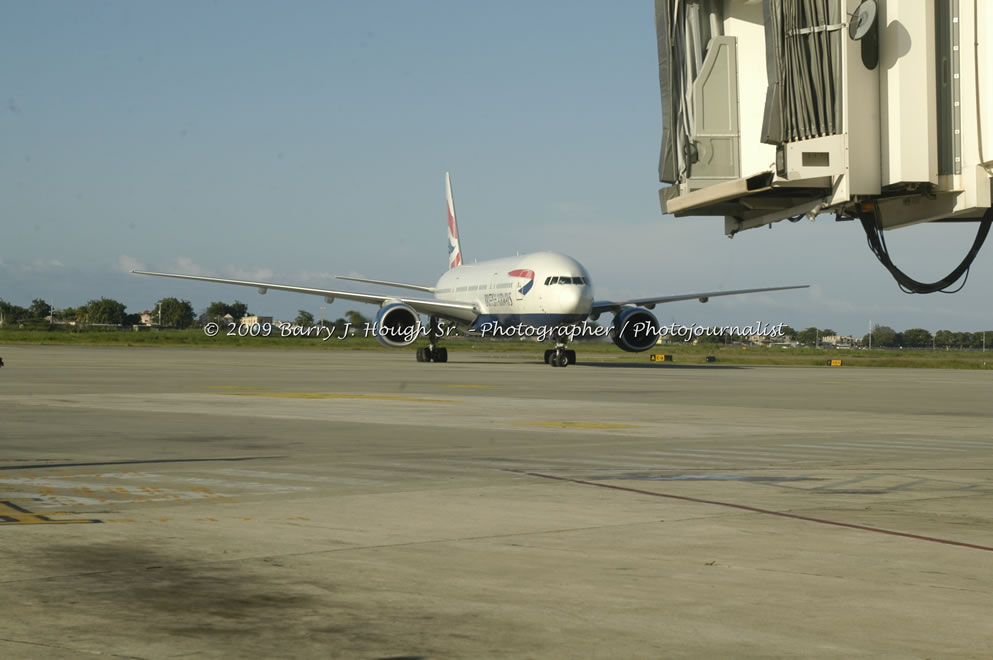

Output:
xmin=506 ymin=470 xmax=993 ymax=553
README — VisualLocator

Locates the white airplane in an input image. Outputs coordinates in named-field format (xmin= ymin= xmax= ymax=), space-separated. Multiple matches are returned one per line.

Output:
xmin=134 ymin=173 xmax=807 ymax=367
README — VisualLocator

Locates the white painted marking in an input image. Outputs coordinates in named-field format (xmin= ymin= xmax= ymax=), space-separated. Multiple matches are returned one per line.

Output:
xmin=635 ymin=450 xmax=767 ymax=462
xmin=212 ymin=468 xmax=382 ymax=486
xmin=805 ymin=441 xmax=963 ymax=452
xmin=668 ymin=447 xmax=814 ymax=459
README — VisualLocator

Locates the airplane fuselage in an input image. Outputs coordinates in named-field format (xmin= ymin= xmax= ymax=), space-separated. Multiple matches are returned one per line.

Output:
xmin=434 ymin=251 xmax=594 ymax=329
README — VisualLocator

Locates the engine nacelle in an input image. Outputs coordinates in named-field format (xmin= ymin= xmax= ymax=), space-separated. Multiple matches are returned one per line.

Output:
xmin=374 ymin=302 xmax=421 ymax=348
xmin=611 ymin=307 xmax=661 ymax=352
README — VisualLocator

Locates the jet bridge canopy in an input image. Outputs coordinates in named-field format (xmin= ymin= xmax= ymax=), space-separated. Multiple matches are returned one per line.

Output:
xmin=655 ymin=0 xmax=993 ymax=292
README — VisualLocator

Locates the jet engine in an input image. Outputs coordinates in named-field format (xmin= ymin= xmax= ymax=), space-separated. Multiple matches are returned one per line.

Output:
xmin=374 ymin=302 xmax=421 ymax=348
xmin=611 ymin=307 xmax=661 ymax=352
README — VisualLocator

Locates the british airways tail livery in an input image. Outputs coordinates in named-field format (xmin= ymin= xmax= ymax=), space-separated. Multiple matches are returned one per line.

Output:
xmin=446 ymin=172 xmax=462 ymax=269
xmin=134 ymin=173 xmax=807 ymax=367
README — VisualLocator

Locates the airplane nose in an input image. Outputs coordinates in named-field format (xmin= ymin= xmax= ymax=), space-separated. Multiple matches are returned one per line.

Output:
xmin=575 ymin=285 xmax=593 ymax=313
xmin=559 ymin=287 xmax=581 ymax=311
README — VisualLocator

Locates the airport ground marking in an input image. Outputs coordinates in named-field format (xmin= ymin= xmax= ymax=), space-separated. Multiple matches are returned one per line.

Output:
xmin=0 ymin=501 xmax=101 ymax=525
xmin=222 ymin=391 xmax=456 ymax=403
xmin=0 ymin=456 xmax=285 ymax=471
xmin=506 ymin=470 xmax=993 ymax=553
xmin=201 ymin=385 xmax=267 ymax=390
xmin=509 ymin=421 xmax=641 ymax=429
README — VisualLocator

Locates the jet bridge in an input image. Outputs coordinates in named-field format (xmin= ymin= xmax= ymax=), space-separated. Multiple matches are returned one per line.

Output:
xmin=656 ymin=0 xmax=993 ymax=292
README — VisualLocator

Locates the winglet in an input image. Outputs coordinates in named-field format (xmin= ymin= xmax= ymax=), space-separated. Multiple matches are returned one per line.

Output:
xmin=446 ymin=172 xmax=463 ymax=269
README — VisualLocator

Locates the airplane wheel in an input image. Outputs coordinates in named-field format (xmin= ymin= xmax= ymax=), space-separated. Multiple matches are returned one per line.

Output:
xmin=436 ymin=347 xmax=448 ymax=363
xmin=555 ymin=352 xmax=569 ymax=368
xmin=544 ymin=349 xmax=554 ymax=364
xmin=566 ymin=350 xmax=576 ymax=365
xmin=416 ymin=347 xmax=425 ymax=362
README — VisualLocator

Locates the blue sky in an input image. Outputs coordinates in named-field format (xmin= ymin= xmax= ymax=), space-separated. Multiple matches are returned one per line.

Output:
xmin=2 ymin=1 xmax=990 ymax=335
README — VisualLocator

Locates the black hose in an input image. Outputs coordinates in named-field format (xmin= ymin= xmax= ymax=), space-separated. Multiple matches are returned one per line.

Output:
xmin=860 ymin=206 xmax=993 ymax=294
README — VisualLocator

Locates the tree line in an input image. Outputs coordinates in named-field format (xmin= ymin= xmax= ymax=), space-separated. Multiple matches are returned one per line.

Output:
xmin=0 ymin=297 xmax=372 ymax=331
xmin=862 ymin=326 xmax=991 ymax=349
xmin=764 ymin=325 xmax=991 ymax=349
xmin=692 ymin=325 xmax=834 ymax=345
xmin=1 ymin=298 xmax=989 ymax=347
xmin=1 ymin=297 xmax=202 ymax=328
xmin=673 ymin=323 xmax=992 ymax=350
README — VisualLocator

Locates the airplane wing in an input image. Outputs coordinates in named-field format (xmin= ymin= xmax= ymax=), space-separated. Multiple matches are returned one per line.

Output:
xmin=131 ymin=271 xmax=478 ymax=322
xmin=335 ymin=275 xmax=436 ymax=293
xmin=591 ymin=285 xmax=809 ymax=315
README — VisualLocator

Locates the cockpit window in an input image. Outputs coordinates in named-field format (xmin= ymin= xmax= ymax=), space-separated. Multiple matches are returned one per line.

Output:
xmin=559 ymin=277 xmax=572 ymax=284
xmin=548 ymin=277 xmax=558 ymax=284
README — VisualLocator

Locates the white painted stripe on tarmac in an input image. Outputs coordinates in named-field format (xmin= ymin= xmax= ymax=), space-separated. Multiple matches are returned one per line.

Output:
xmin=667 ymin=448 xmax=817 ymax=459
xmin=804 ymin=441 xmax=964 ymax=452
xmin=212 ymin=468 xmax=384 ymax=486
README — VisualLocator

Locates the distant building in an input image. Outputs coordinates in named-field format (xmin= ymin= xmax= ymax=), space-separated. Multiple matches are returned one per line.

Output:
xmin=240 ymin=315 xmax=273 ymax=326
xmin=822 ymin=335 xmax=856 ymax=349
xmin=140 ymin=310 xmax=156 ymax=326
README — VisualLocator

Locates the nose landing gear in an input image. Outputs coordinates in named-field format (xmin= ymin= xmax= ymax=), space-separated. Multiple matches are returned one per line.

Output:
xmin=543 ymin=348 xmax=576 ymax=367
xmin=543 ymin=330 xmax=577 ymax=368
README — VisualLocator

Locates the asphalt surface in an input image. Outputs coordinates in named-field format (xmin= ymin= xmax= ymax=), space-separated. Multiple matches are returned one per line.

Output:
xmin=1 ymin=345 xmax=991 ymax=659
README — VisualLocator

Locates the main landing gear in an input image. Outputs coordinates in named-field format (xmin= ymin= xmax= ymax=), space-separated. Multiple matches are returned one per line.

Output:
xmin=415 ymin=316 xmax=448 ymax=363
xmin=543 ymin=332 xmax=577 ymax=368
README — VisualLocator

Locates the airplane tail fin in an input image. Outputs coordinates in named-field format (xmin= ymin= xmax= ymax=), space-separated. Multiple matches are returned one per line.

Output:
xmin=446 ymin=172 xmax=463 ymax=269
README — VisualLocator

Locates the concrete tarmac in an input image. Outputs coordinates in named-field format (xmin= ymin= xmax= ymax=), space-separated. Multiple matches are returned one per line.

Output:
xmin=0 ymin=345 xmax=991 ymax=659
